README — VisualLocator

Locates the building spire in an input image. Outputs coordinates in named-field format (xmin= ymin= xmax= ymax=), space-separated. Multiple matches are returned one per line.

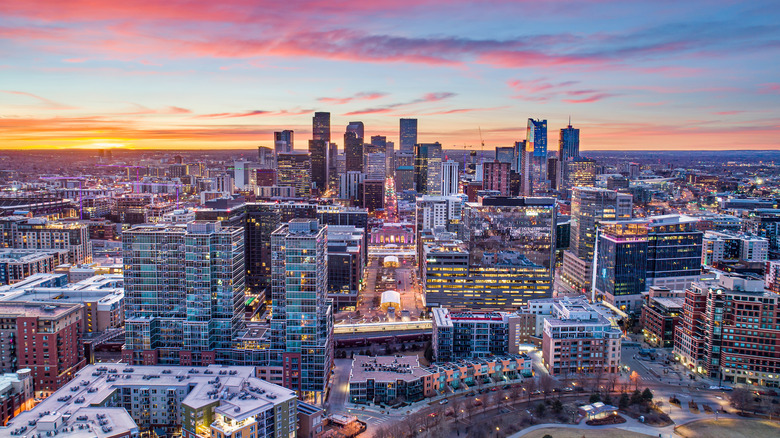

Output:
xmin=568 ymin=115 xmax=571 ymax=127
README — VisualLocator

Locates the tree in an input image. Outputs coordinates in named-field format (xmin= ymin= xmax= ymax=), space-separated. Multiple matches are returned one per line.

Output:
xmin=589 ymin=393 xmax=601 ymax=403
xmin=540 ymin=374 xmax=555 ymax=400
xmin=526 ymin=378 xmax=538 ymax=402
xmin=630 ymin=371 xmax=641 ymax=391
xmin=630 ymin=389 xmax=643 ymax=405
xmin=607 ymin=373 xmax=620 ymax=392
xmin=543 ymin=435 xmax=553 ymax=438
xmin=619 ymin=393 xmax=630 ymax=409
xmin=641 ymin=388 xmax=654 ymax=403
xmin=536 ymin=402 xmax=546 ymax=417
xmin=552 ymin=399 xmax=563 ymax=414
xmin=730 ymin=388 xmax=751 ymax=415
xmin=603 ymin=393 xmax=613 ymax=405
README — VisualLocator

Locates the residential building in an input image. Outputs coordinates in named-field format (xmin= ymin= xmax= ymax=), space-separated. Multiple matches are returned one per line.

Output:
xmin=327 ymin=225 xmax=365 ymax=311
xmin=743 ymin=210 xmax=780 ymax=258
xmin=0 ymin=369 xmax=33 ymax=426
xmin=432 ymin=308 xmax=511 ymax=362
xmin=483 ymin=160 xmax=510 ymax=196
xmin=1 ymin=364 xmax=296 ymax=438
xmin=441 ymin=160 xmax=459 ymax=196
xmin=640 ymin=287 xmax=684 ymax=348
xmin=122 ymin=222 xmax=245 ymax=366
xmin=0 ymin=249 xmax=69 ymax=285
xmin=541 ymin=297 xmax=622 ymax=376
xmin=703 ymin=231 xmax=769 ymax=266
xmin=0 ymin=216 xmax=92 ymax=265
xmin=270 ymin=219 xmax=333 ymax=404
xmin=0 ymin=302 xmax=85 ymax=397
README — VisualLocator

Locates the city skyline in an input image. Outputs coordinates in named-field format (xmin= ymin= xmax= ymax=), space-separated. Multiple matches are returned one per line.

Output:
xmin=1 ymin=1 xmax=779 ymax=151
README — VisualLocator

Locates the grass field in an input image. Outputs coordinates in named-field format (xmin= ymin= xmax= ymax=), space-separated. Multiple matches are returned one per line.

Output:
xmin=519 ymin=427 xmax=653 ymax=438
xmin=675 ymin=418 xmax=780 ymax=438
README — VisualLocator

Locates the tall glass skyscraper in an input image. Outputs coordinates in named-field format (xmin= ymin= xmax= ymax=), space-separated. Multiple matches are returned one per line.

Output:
xmin=522 ymin=118 xmax=548 ymax=195
xmin=270 ymin=219 xmax=333 ymax=404
xmin=308 ymin=139 xmax=328 ymax=192
xmin=346 ymin=121 xmax=364 ymax=141
xmin=312 ymin=112 xmax=330 ymax=143
xmin=344 ymin=130 xmax=363 ymax=172
xmin=414 ymin=142 xmax=442 ymax=195
xmin=274 ymin=130 xmax=294 ymax=154
xmin=400 ymin=118 xmax=418 ymax=153
xmin=558 ymin=122 xmax=580 ymax=162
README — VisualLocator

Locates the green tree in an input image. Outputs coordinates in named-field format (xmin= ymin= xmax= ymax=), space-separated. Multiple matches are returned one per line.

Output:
xmin=603 ymin=393 xmax=613 ymax=405
xmin=630 ymin=389 xmax=643 ymax=405
xmin=536 ymin=402 xmax=546 ymax=417
xmin=619 ymin=393 xmax=630 ymax=409
xmin=641 ymin=388 xmax=653 ymax=403
xmin=589 ymin=393 xmax=601 ymax=403
xmin=552 ymin=399 xmax=563 ymax=414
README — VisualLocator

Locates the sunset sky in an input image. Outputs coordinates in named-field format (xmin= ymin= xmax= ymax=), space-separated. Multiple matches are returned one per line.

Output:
xmin=1 ymin=0 xmax=779 ymax=151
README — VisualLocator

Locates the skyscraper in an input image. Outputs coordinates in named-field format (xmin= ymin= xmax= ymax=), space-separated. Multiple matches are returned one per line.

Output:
xmin=123 ymin=221 xmax=245 ymax=365
xmin=277 ymin=151 xmax=312 ymax=198
xmin=344 ymin=131 xmax=363 ymax=172
xmin=440 ymin=160 xmax=459 ymax=196
xmin=346 ymin=121 xmax=364 ymax=141
xmin=270 ymin=219 xmax=332 ymax=404
xmin=522 ymin=119 xmax=548 ymax=195
xmin=312 ymin=112 xmax=330 ymax=143
xmin=363 ymin=152 xmax=386 ymax=180
xmin=400 ymin=118 xmax=418 ymax=153
xmin=308 ymin=139 xmax=329 ymax=192
xmin=414 ymin=142 xmax=442 ymax=195
xmin=483 ymin=160 xmax=511 ymax=196
xmin=274 ymin=130 xmax=294 ymax=154
xmin=559 ymin=122 xmax=580 ymax=162
xmin=594 ymin=220 xmax=649 ymax=311
xmin=328 ymin=142 xmax=339 ymax=191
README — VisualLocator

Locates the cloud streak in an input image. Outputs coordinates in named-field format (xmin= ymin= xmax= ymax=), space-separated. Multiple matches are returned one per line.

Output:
xmin=1 ymin=90 xmax=76 ymax=109
xmin=344 ymin=92 xmax=456 ymax=115
xmin=318 ymin=92 xmax=387 ymax=105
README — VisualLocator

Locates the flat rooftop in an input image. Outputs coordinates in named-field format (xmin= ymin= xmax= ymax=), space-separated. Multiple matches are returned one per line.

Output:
xmin=349 ymin=355 xmax=431 ymax=383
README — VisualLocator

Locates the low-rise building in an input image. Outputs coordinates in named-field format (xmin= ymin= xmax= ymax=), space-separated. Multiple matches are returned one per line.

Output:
xmin=0 ymin=249 xmax=69 ymax=284
xmin=640 ymin=287 xmax=684 ymax=348
xmin=0 ymin=368 xmax=34 ymax=426
xmin=348 ymin=354 xmax=531 ymax=404
xmin=702 ymin=230 xmax=769 ymax=266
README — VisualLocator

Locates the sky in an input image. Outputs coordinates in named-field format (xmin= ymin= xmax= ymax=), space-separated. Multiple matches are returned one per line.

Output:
xmin=1 ymin=0 xmax=779 ymax=151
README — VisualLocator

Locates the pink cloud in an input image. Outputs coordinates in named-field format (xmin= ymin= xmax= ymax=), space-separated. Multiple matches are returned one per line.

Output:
xmin=1 ymin=89 xmax=76 ymax=109
xmin=196 ymin=110 xmax=269 ymax=119
xmin=562 ymin=93 xmax=616 ymax=103
xmin=318 ymin=91 xmax=387 ymax=105
xmin=759 ymin=83 xmax=780 ymax=93
xmin=344 ymin=92 xmax=456 ymax=115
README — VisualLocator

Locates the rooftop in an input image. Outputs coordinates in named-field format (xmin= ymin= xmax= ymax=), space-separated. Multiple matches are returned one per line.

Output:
xmin=349 ymin=355 xmax=430 ymax=383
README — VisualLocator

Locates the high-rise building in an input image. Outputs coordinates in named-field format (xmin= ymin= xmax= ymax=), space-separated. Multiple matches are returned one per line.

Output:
xmin=363 ymin=152 xmax=386 ymax=180
xmin=562 ymin=159 xmax=597 ymax=192
xmin=346 ymin=121 xmax=364 ymax=141
xmin=312 ymin=112 xmax=330 ymax=143
xmin=395 ymin=166 xmax=415 ymax=192
xmin=369 ymin=135 xmax=386 ymax=151
xmin=743 ymin=210 xmax=780 ymax=259
xmin=344 ymin=131 xmax=363 ymax=173
xmin=415 ymin=195 xmax=462 ymax=237
xmin=547 ymin=156 xmax=559 ymax=190
xmin=415 ymin=142 xmax=443 ymax=195
xmin=522 ymin=118 xmax=548 ymax=195
xmin=257 ymin=146 xmax=275 ymax=169
xmin=440 ymin=160 xmax=459 ymax=196
xmin=328 ymin=142 xmax=339 ymax=191
xmin=270 ymin=219 xmax=333 ymax=404
xmin=558 ymin=122 xmax=580 ymax=163
xmin=274 ymin=130 xmax=294 ymax=154
xmin=483 ymin=160 xmax=510 ymax=196
xmin=594 ymin=220 xmax=649 ymax=311
xmin=385 ymin=140 xmax=395 ymax=177
xmin=559 ymin=188 xmax=632 ymax=295
xmin=495 ymin=146 xmax=515 ymax=168
xmin=277 ymin=151 xmax=312 ymax=198
xmin=339 ymin=171 xmax=365 ymax=201
xmin=327 ymin=225 xmax=365 ymax=311
xmin=361 ymin=180 xmax=384 ymax=212
xmin=308 ymin=139 xmax=329 ymax=193
xmin=122 ymin=221 xmax=245 ymax=366
xmin=645 ymin=215 xmax=703 ymax=291
xmin=244 ymin=203 xmax=281 ymax=298
xmin=0 ymin=217 xmax=92 ymax=265
xmin=399 ymin=118 xmax=417 ymax=153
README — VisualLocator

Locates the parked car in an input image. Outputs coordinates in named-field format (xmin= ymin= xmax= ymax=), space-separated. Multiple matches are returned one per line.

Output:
xmin=439 ymin=398 xmax=449 ymax=405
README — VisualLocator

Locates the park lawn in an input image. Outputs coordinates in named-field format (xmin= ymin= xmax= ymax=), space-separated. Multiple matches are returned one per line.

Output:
xmin=675 ymin=418 xmax=780 ymax=438
xmin=519 ymin=427 xmax=653 ymax=438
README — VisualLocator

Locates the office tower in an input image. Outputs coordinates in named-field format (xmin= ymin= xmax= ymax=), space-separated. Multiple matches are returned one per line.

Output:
xmin=559 ymin=188 xmax=632 ymax=295
xmin=274 ymin=130 xmax=294 ymax=154
xmin=257 ymin=146 xmax=275 ymax=169
xmin=339 ymin=171 xmax=365 ymax=201
xmin=255 ymin=168 xmax=276 ymax=187
xmin=522 ymin=119 xmax=548 ymax=195
xmin=483 ymin=160 xmax=510 ymax=196
xmin=363 ymin=152 xmax=386 ymax=180
xmin=594 ymin=220 xmax=649 ymax=311
xmin=395 ymin=150 xmax=414 ymax=168
xmin=743 ymin=210 xmax=780 ymax=258
xmin=415 ymin=196 xmax=463 ymax=235
xmin=0 ymin=302 xmax=84 ymax=397
xmin=702 ymin=231 xmax=769 ymax=266
xmin=628 ymin=162 xmax=640 ymax=179
xmin=308 ymin=139 xmax=329 ymax=192
xmin=424 ymin=197 xmax=555 ymax=310
xmin=215 ymin=173 xmax=234 ymax=194
xmin=244 ymin=203 xmax=282 ymax=298
xmin=316 ymin=205 xmax=369 ymax=251
xmin=344 ymin=131 xmax=363 ymax=172
xmin=414 ymin=142 xmax=443 ymax=195
xmin=123 ymin=221 xmax=245 ymax=365
xmin=395 ymin=166 xmax=415 ymax=192
xmin=547 ymin=156 xmax=559 ymax=190
xmin=370 ymin=135 xmax=386 ymax=151
xmin=0 ymin=217 xmax=92 ymax=265
xmin=277 ymin=151 xmax=312 ymax=198
xmin=645 ymin=215 xmax=703 ymax=290
xmin=495 ymin=146 xmax=514 ymax=168
xmin=558 ymin=122 xmax=580 ymax=163
xmin=328 ymin=142 xmax=338 ymax=191
xmin=542 ymin=297 xmax=622 ymax=376
xmin=440 ymin=160 xmax=459 ymax=196
xmin=513 ymin=140 xmax=525 ymax=176
xmin=312 ymin=112 xmax=330 ymax=143
xmin=270 ymin=219 xmax=333 ymax=404
xmin=562 ymin=159 xmax=597 ymax=191
xmin=346 ymin=121 xmax=364 ymax=141
xmin=361 ymin=180 xmax=384 ymax=212
xmin=400 ymin=118 xmax=417 ymax=152
xmin=233 ymin=160 xmax=251 ymax=189
xmin=327 ymin=225 xmax=366 ymax=310
xmin=385 ymin=140 xmax=395 ymax=177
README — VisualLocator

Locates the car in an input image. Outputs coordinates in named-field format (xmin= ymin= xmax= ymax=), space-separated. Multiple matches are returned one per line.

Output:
xmin=502 ymin=385 xmax=511 ymax=390
xmin=439 ymin=399 xmax=449 ymax=405
xmin=490 ymin=387 xmax=498 ymax=392
xmin=563 ymin=387 xmax=574 ymax=392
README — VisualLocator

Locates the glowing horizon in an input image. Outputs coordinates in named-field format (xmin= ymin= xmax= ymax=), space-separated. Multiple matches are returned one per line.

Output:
xmin=1 ymin=1 xmax=779 ymax=151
